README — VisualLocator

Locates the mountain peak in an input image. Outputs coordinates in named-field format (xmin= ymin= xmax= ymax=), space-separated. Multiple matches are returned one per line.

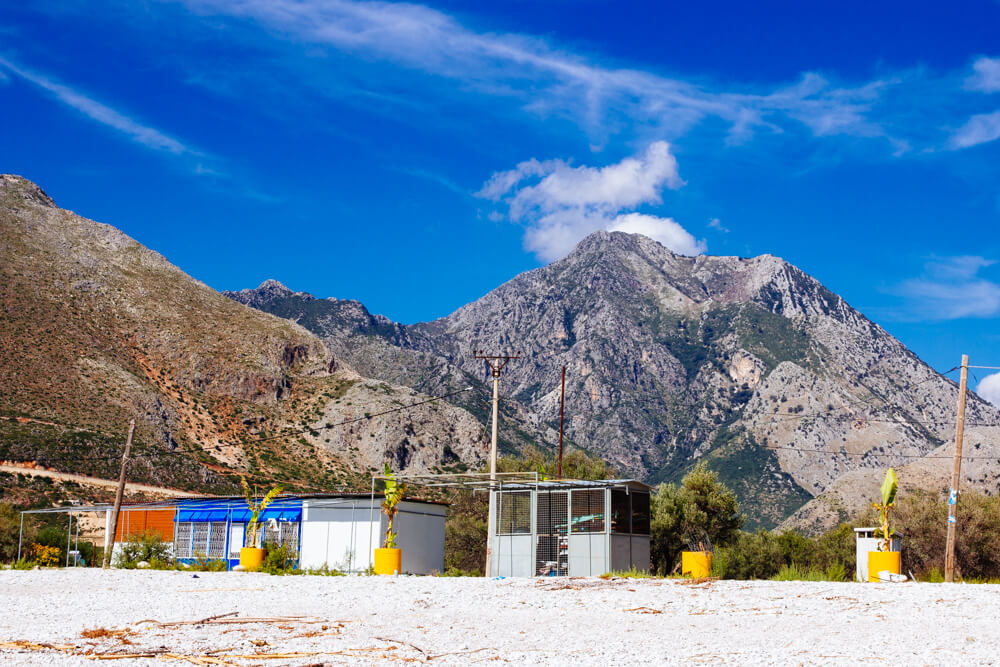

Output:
xmin=0 ymin=174 xmax=56 ymax=208
xmin=257 ymin=279 xmax=292 ymax=294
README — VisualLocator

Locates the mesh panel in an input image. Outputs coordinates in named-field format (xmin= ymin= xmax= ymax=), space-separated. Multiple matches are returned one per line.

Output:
xmin=497 ymin=491 xmax=531 ymax=534
xmin=208 ymin=522 xmax=227 ymax=558
xmin=174 ymin=523 xmax=192 ymax=558
xmin=192 ymin=523 xmax=210 ymax=557
xmin=535 ymin=491 xmax=568 ymax=576
xmin=570 ymin=489 xmax=605 ymax=533
xmin=283 ymin=523 xmax=299 ymax=555
xmin=611 ymin=489 xmax=630 ymax=533
xmin=264 ymin=522 xmax=300 ymax=555
xmin=631 ymin=493 xmax=651 ymax=535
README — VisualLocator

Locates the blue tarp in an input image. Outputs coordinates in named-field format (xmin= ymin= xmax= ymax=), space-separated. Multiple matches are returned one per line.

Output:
xmin=176 ymin=506 xmax=301 ymax=523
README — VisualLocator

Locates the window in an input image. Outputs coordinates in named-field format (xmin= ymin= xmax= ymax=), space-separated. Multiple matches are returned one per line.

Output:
xmin=570 ymin=489 xmax=604 ymax=533
xmin=631 ymin=493 xmax=650 ymax=535
xmin=174 ymin=522 xmax=193 ymax=558
xmin=192 ymin=523 xmax=210 ymax=556
xmin=208 ymin=522 xmax=227 ymax=558
xmin=497 ymin=491 xmax=531 ymax=534
xmin=611 ymin=490 xmax=630 ymax=534
xmin=264 ymin=522 xmax=300 ymax=555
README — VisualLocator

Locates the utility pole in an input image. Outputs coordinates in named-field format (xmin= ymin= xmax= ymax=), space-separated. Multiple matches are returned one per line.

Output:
xmin=103 ymin=419 xmax=135 ymax=569
xmin=474 ymin=350 xmax=521 ymax=577
xmin=558 ymin=366 xmax=566 ymax=479
xmin=945 ymin=355 xmax=969 ymax=583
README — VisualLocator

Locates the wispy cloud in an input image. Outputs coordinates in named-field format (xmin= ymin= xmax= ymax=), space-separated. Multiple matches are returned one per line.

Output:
xmin=174 ymin=0 xmax=904 ymax=149
xmin=966 ymin=57 xmax=1000 ymax=93
xmin=0 ymin=56 xmax=193 ymax=155
xmin=708 ymin=217 xmax=730 ymax=233
xmin=892 ymin=256 xmax=1000 ymax=320
xmin=950 ymin=110 xmax=1000 ymax=149
xmin=478 ymin=141 xmax=703 ymax=261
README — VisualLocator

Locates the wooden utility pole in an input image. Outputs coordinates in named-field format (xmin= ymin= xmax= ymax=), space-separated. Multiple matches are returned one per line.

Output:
xmin=558 ymin=366 xmax=566 ymax=479
xmin=103 ymin=419 xmax=135 ymax=569
xmin=474 ymin=350 xmax=520 ymax=577
xmin=945 ymin=355 xmax=969 ymax=582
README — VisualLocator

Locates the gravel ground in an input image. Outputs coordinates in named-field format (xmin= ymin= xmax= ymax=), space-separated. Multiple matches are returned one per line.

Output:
xmin=2 ymin=569 xmax=999 ymax=665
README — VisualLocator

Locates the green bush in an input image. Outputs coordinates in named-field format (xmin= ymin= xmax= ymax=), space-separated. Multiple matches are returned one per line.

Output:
xmin=261 ymin=544 xmax=297 ymax=574
xmin=113 ymin=530 xmax=172 ymax=568
xmin=186 ymin=553 xmax=228 ymax=571
xmin=0 ymin=503 xmax=36 ymax=563
xmin=11 ymin=557 xmax=35 ymax=570
xmin=651 ymin=463 xmax=743 ymax=574
xmin=895 ymin=489 xmax=1000 ymax=580
xmin=713 ymin=524 xmax=854 ymax=580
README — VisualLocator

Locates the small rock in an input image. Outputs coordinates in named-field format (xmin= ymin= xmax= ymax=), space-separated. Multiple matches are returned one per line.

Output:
xmin=136 ymin=561 xmax=150 ymax=569
xmin=233 ymin=565 xmax=246 ymax=572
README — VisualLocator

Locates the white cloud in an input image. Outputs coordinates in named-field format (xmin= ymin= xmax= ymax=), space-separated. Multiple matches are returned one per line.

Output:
xmin=979 ymin=373 xmax=1000 ymax=408
xmin=966 ymin=57 xmax=1000 ymax=93
xmin=894 ymin=256 xmax=1000 ymax=320
xmin=0 ymin=56 xmax=193 ymax=155
xmin=478 ymin=141 xmax=701 ymax=261
xmin=609 ymin=213 xmax=705 ymax=256
xmin=950 ymin=111 xmax=1000 ymax=149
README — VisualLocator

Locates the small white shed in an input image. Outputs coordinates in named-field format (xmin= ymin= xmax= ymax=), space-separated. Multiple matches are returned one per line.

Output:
xmin=299 ymin=496 xmax=447 ymax=574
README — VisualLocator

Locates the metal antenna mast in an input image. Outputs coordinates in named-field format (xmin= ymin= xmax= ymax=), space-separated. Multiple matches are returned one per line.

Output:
xmin=474 ymin=349 xmax=521 ymax=577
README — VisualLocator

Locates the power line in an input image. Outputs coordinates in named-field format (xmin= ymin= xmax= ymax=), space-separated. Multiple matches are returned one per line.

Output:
xmin=764 ymin=444 xmax=1000 ymax=460
xmin=5 ymin=386 xmax=477 ymax=466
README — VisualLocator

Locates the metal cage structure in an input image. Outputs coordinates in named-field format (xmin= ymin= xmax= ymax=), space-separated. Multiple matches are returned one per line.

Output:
xmin=489 ymin=479 xmax=652 ymax=577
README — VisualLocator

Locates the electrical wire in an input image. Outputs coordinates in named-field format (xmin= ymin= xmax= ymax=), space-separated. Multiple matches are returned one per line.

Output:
xmin=5 ymin=386 xmax=477 ymax=466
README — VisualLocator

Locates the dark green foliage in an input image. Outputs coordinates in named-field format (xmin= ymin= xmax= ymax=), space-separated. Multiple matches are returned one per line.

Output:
xmin=712 ymin=524 xmax=856 ymax=580
xmin=894 ymin=489 xmax=1000 ymax=581
xmin=113 ymin=530 xmax=171 ymax=568
xmin=261 ymin=544 xmax=297 ymax=574
xmin=0 ymin=503 xmax=35 ymax=562
xmin=495 ymin=447 xmax=616 ymax=480
xmin=651 ymin=462 xmax=743 ymax=574
xmin=444 ymin=491 xmax=487 ymax=576
xmin=697 ymin=430 xmax=812 ymax=530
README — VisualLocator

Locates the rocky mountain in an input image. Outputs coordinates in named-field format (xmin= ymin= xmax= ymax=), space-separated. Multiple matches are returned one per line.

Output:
xmin=0 ymin=175 xmax=487 ymax=497
xmin=232 ymin=231 xmax=1000 ymax=529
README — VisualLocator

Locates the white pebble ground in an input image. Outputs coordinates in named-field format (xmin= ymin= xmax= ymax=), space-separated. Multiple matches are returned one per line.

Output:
xmin=2 ymin=569 xmax=999 ymax=665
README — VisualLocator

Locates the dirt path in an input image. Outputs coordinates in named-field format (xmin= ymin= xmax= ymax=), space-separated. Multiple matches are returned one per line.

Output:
xmin=0 ymin=463 xmax=197 ymax=498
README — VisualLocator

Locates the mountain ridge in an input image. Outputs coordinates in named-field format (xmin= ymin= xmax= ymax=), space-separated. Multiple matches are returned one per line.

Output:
xmin=231 ymin=229 xmax=1000 ymax=529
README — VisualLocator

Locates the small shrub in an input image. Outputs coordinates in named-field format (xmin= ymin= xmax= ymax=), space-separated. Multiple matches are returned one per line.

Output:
xmin=113 ymin=530 xmax=171 ymax=568
xmin=261 ymin=544 xmax=297 ymax=574
xmin=12 ymin=557 xmax=35 ymax=570
xmin=30 ymin=543 xmax=61 ymax=567
xmin=188 ymin=553 xmax=228 ymax=571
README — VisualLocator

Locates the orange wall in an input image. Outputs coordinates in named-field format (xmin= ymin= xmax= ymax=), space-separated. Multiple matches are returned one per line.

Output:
xmin=114 ymin=508 xmax=176 ymax=542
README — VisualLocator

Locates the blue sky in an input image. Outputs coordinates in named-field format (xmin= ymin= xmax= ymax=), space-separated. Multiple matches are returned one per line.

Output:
xmin=2 ymin=1 xmax=1000 ymax=400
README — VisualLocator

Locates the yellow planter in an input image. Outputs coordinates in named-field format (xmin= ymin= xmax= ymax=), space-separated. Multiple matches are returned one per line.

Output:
xmin=374 ymin=548 xmax=402 ymax=575
xmin=867 ymin=551 xmax=901 ymax=582
xmin=239 ymin=547 xmax=265 ymax=571
xmin=681 ymin=551 xmax=712 ymax=578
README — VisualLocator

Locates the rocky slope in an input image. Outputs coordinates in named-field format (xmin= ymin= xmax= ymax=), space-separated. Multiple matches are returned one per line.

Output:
xmin=233 ymin=231 xmax=1000 ymax=528
xmin=0 ymin=175 xmax=486 ymax=495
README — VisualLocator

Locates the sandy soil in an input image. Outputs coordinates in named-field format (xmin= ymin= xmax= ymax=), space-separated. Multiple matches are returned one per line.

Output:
xmin=2 ymin=569 xmax=999 ymax=665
